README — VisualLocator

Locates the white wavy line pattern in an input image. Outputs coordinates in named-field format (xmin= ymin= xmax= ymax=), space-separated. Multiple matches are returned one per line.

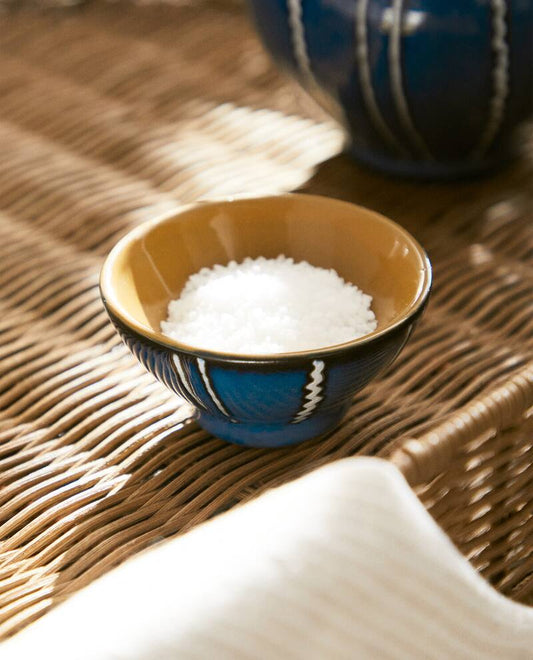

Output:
xmin=292 ymin=360 xmax=325 ymax=424
xmin=472 ymin=0 xmax=509 ymax=158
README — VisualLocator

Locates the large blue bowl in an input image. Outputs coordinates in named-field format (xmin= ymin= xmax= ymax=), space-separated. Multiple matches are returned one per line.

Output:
xmin=100 ymin=195 xmax=431 ymax=448
xmin=247 ymin=0 xmax=533 ymax=179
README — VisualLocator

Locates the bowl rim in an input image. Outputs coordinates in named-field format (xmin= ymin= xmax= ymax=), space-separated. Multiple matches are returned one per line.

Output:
xmin=99 ymin=193 xmax=432 ymax=362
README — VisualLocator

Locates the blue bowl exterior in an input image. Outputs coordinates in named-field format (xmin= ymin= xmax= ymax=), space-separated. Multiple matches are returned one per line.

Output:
xmin=105 ymin=305 xmax=426 ymax=448
xmin=247 ymin=0 xmax=533 ymax=178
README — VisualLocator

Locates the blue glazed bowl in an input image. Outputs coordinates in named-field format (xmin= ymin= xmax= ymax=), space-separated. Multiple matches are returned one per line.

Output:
xmin=100 ymin=194 xmax=431 ymax=448
xmin=247 ymin=0 xmax=533 ymax=179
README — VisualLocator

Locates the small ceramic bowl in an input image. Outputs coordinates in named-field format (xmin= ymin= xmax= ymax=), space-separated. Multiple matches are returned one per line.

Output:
xmin=100 ymin=194 xmax=431 ymax=448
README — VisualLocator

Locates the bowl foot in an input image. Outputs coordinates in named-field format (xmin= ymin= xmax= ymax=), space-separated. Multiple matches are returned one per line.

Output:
xmin=197 ymin=408 xmax=347 ymax=448
xmin=348 ymin=143 xmax=506 ymax=180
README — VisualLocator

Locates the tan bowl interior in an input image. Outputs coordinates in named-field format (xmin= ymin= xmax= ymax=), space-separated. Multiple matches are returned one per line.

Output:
xmin=101 ymin=194 xmax=431 ymax=356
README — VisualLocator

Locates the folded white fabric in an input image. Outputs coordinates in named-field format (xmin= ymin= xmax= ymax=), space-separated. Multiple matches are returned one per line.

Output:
xmin=3 ymin=457 xmax=532 ymax=659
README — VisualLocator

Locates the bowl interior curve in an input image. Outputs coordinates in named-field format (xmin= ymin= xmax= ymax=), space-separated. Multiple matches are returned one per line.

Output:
xmin=101 ymin=194 xmax=430 ymax=357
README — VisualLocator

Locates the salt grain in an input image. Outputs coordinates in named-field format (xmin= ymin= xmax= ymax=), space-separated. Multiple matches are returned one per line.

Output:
xmin=161 ymin=256 xmax=377 ymax=354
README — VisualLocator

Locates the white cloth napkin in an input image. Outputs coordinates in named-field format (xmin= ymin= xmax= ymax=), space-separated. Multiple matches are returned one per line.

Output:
xmin=3 ymin=457 xmax=533 ymax=659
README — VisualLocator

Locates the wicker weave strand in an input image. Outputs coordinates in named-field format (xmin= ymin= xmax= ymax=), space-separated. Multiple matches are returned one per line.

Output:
xmin=0 ymin=0 xmax=531 ymax=638
xmin=391 ymin=363 xmax=533 ymax=486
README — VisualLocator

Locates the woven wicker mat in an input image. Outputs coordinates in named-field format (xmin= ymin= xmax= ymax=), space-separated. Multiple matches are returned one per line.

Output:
xmin=0 ymin=0 xmax=532 ymax=638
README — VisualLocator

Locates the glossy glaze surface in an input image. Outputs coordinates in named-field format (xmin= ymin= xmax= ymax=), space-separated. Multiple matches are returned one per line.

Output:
xmin=248 ymin=0 xmax=533 ymax=178
xmin=100 ymin=194 xmax=431 ymax=446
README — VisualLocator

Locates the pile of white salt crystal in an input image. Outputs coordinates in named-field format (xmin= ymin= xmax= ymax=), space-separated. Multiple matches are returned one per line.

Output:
xmin=161 ymin=256 xmax=377 ymax=354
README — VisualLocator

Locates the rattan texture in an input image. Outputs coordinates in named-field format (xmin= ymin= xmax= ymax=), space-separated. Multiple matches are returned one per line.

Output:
xmin=0 ymin=0 xmax=531 ymax=638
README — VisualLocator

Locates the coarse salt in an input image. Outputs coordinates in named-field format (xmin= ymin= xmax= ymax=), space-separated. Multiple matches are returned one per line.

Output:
xmin=161 ymin=256 xmax=377 ymax=354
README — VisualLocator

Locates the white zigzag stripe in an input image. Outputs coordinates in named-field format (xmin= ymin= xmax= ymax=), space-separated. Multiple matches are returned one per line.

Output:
xmin=472 ymin=0 xmax=509 ymax=158
xmin=197 ymin=358 xmax=230 ymax=417
xmin=293 ymin=360 xmax=325 ymax=424
xmin=389 ymin=0 xmax=432 ymax=159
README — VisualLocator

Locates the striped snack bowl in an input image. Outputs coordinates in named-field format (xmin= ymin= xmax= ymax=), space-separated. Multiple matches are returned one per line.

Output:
xmin=100 ymin=194 xmax=431 ymax=447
